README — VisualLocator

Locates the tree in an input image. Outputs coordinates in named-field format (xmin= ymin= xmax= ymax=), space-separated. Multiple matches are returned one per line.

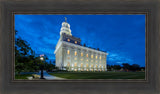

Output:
xmin=15 ymin=30 xmax=38 ymax=74
xmin=113 ymin=65 xmax=121 ymax=70
xmin=130 ymin=64 xmax=140 ymax=71
xmin=122 ymin=63 xmax=130 ymax=72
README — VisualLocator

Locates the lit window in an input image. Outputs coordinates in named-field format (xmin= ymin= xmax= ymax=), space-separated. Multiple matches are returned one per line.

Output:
xmin=67 ymin=57 xmax=70 ymax=59
xmin=74 ymin=63 xmax=77 ymax=67
xmin=81 ymin=52 xmax=83 ymax=56
xmin=86 ymin=64 xmax=88 ymax=67
xmin=96 ymin=56 xmax=98 ymax=59
xmin=67 ymin=39 xmax=70 ymax=42
xmin=91 ymin=60 xmax=93 ymax=62
xmin=75 ymin=51 xmax=77 ymax=56
xmin=81 ymin=63 xmax=83 ymax=67
xmin=99 ymin=56 xmax=101 ymax=59
xmin=67 ymin=62 xmax=70 ymax=66
xmin=91 ymin=64 xmax=93 ymax=67
xmin=75 ymin=41 xmax=77 ymax=44
xmin=74 ymin=58 xmax=77 ymax=60
xmin=96 ymin=65 xmax=98 ymax=68
xmin=86 ymin=54 xmax=88 ymax=57
xmin=86 ymin=59 xmax=88 ymax=62
xmin=91 ymin=55 xmax=93 ymax=58
xmin=67 ymin=50 xmax=70 ymax=55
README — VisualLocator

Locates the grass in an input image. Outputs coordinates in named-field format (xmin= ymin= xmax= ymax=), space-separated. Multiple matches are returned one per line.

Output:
xmin=15 ymin=74 xmax=32 ymax=79
xmin=49 ymin=71 xmax=145 ymax=79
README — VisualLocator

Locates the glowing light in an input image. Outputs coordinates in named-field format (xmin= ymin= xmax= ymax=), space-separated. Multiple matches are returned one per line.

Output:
xmin=86 ymin=54 xmax=88 ymax=57
xmin=67 ymin=50 xmax=70 ymax=54
xmin=75 ymin=41 xmax=77 ymax=44
xmin=74 ymin=62 xmax=77 ymax=67
xmin=91 ymin=55 xmax=93 ymax=58
xmin=96 ymin=56 xmax=98 ymax=59
xmin=75 ymin=51 xmax=77 ymax=56
xmin=67 ymin=39 xmax=70 ymax=42
xmin=81 ymin=52 xmax=83 ymax=56
xmin=99 ymin=56 xmax=101 ymax=59
xmin=40 ymin=57 xmax=44 ymax=60
xmin=86 ymin=63 xmax=89 ymax=67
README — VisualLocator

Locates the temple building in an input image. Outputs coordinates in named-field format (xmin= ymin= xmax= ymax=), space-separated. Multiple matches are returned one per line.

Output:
xmin=54 ymin=18 xmax=108 ymax=71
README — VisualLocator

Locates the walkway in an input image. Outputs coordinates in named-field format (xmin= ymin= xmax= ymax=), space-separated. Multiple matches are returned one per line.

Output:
xmin=27 ymin=71 xmax=65 ymax=80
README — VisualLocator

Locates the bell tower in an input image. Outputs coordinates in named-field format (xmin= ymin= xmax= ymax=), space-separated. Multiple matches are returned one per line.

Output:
xmin=60 ymin=17 xmax=72 ymax=36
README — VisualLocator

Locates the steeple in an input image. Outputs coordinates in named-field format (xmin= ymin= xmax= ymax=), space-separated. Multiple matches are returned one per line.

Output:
xmin=65 ymin=17 xmax=67 ymax=22
xmin=60 ymin=17 xmax=72 ymax=36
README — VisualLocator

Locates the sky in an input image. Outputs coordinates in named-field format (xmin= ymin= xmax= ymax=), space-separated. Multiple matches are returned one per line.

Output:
xmin=15 ymin=14 xmax=145 ymax=67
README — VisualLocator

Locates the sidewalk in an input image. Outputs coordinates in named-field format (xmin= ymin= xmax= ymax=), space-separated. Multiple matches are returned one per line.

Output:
xmin=27 ymin=70 xmax=65 ymax=80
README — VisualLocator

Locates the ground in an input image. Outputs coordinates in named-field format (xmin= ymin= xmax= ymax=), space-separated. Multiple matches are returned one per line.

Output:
xmin=15 ymin=71 xmax=145 ymax=80
xmin=49 ymin=71 xmax=145 ymax=79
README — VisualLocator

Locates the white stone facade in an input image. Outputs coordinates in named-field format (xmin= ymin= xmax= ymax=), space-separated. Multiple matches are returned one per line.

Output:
xmin=54 ymin=18 xmax=108 ymax=71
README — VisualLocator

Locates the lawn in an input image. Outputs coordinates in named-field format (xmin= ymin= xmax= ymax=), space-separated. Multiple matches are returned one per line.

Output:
xmin=49 ymin=72 xmax=145 ymax=79
xmin=15 ymin=74 xmax=32 ymax=79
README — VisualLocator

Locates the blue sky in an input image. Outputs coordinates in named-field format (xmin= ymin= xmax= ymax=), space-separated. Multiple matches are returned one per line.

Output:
xmin=15 ymin=14 xmax=145 ymax=67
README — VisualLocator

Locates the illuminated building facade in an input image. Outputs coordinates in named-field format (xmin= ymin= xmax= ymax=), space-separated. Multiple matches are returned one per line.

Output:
xmin=54 ymin=18 xmax=108 ymax=71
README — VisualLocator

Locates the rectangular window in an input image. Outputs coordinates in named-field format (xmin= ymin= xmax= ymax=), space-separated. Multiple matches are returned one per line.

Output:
xmin=86 ymin=54 xmax=88 ymax=57
xmin=91 ymin=55 xmax=93 ymax=58
xmin=75 ymin=51 xmax=77 ymax=56
xmin=74 ymin=62 xmax=77 ymax=67
xmin=67 ymin=50 xmax=70 ymax=55
xmin=99 ymin=56 xmax=101 ymax=59
xmin=81 ymin=52 xmax=83 ymax=56
xmin=96 ymin=56 xmax=98 ymax=59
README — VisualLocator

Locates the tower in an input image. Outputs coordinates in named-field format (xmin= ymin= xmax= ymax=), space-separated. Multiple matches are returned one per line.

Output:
xmin=60 ymin=17 xmax=72 ymax=36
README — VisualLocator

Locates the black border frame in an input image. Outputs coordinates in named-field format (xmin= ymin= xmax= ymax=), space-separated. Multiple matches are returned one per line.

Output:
xmin=0 ymin=0 xmax=159 ymax=94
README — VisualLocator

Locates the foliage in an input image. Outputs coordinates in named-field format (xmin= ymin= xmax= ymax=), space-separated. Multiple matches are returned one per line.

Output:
xmin=15 ymin=30 xmax=55 ymax=74
xmin=107 ymin=63 xmax=145 ymax=72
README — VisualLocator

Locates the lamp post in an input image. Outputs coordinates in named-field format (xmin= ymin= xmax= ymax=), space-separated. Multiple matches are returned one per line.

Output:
xmin=40 ymin=54 xmax=45 ymax=79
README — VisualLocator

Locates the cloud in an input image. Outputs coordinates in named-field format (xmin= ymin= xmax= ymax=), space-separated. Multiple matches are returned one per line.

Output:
xmin=15 ymin=14 xmax=145 ymax=67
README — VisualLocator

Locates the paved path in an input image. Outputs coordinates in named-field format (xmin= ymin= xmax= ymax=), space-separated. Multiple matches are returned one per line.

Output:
xmin=37 ymin=71 xmax=65 ymax=80
xmin=27 ymin=71 xmax=65 ymax=80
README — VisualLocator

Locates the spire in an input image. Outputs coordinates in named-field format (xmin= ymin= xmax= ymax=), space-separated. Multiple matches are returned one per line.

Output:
xmin=65 ymin=17 xmax=67 ymax=22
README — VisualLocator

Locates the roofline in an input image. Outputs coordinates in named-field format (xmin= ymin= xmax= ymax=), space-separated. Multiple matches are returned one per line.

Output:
xmin=62 ymin=41 xmax=108 ymax=55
